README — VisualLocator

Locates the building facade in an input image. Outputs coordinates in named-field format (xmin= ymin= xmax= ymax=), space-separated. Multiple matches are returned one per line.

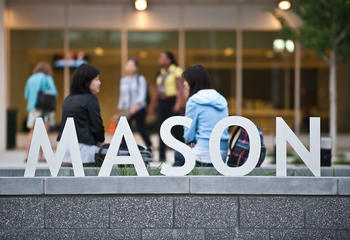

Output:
xmin=0 ymin=0 xmax=349 ymax=151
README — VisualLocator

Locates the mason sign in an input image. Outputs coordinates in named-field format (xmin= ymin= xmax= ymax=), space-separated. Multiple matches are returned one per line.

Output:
xmin=24 ymin=116 xmax=321 ymax=177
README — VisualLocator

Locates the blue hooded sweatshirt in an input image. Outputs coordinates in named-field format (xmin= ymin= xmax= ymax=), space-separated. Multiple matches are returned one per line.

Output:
xmin=25 ymin=72 xmax=57 ymax=111
xmin=184 ymin=89 xmax=229 ymax=150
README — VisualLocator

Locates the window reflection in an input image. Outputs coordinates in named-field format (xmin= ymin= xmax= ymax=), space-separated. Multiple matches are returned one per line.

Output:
xmin=337 ymin=61 xmax=350 ymax=133
xmin=242 ymin=31 xmax=294 ymax=133
xmin=10 ymin=30 xmax=64 ymax=131
xmin=186 ymin=31 xmax=236 ymax=113
xmin=69 ymin=30 xmax=121 ymax=129
xmin=300 ymin=49 xmax=329 ymax=133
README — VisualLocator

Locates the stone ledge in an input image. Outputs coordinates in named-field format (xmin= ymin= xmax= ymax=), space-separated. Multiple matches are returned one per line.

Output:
xmin=339 ymin=177 xmax=350 ymax=195
xmin=1 ymin=166 xmax=350 ymax=177
xmin=190 ymin=176 xmax=338 ymax=195
xmin=0 ymin=177 xmax=44 ymax=195
xmin=0 ymin=176 xmax=348 ymax=196
xmin=45 ymin=176 xmax=189 ymax=195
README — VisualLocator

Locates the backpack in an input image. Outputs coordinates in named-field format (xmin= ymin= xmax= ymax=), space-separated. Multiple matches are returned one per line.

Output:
xmin=226 ymin=126 xmax=266 ymax=167
xmin=136 ymin=74 xmax=151 ymax=106
xmin=94 ymin=142 xmax=152 ymax=167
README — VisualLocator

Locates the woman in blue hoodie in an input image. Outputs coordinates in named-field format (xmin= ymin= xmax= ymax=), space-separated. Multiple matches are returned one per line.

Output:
xmin=174 ymin=65 xmax=229 ymax=167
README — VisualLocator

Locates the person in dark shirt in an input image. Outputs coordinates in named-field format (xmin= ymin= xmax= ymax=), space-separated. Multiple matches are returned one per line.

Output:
xmin=57 ymin=64 xmax=105 ymax=164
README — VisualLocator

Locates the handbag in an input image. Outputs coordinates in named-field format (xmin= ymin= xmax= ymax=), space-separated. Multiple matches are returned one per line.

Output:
xmin=36 ymin=76 xmax=56 ymax=111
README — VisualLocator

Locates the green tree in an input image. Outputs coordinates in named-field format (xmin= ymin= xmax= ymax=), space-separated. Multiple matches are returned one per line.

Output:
xmin=270 ymin=0 xmax=350 ymax=158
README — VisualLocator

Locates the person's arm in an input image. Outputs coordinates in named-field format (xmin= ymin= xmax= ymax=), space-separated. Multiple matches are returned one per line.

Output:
xmin=137 ymin=75 xmax=147 ymax=104
xmin=173 ymin=76 xmax=184 ymax=113
xmin=24 ymin=81 xmax=29 ymax=100
xmin=173 ymin=68 xmax=184 ymax=114
xmin=118 ymin=78 xmax=125 ymax=111
xmin=47 ymin=76 xmax=58 ymax=96
xmin=130 ymin=75 xmax=146 ymax=115
xmin=149 ymin=73 xmax=160 ymax=117
xmin=147 ymin=86 xmax=158 ymax=120
xmin=87 ymin=96 xmax=105 ymax=144
xmin=183 ymin=99 xmax=198 ymax=145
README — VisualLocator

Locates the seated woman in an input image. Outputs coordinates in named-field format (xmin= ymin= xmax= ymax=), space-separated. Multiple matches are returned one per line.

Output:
xmin=174 ymin=65 xmax=229 ymax=167
xmin=57 ymin=64 xmax=105 ymax=165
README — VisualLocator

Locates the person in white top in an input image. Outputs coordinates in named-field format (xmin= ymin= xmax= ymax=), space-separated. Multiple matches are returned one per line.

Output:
xmin=118 ymin=57 xmax=152 ymax=148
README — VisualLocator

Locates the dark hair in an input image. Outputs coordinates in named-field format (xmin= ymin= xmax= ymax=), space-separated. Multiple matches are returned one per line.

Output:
xmin=70 ymin=64 xmax=100 ymax=94
xmin=163 ymin=51 xmax=177 ymax=66
xmin=182 ymin=65 xmax=212 ymax=97
xmin=127 ymin=57 xmax=139 ymax=68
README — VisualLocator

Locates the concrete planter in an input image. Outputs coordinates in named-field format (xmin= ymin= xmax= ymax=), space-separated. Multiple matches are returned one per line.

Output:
xmin=0 ymin=171 xmax=349 ymax=239
xmin=1 ymin=166 xmax=350 ymax=177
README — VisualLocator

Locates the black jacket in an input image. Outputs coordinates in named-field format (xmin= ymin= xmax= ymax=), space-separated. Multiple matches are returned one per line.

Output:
xmin=57 ymin=94 xmax=105 ymax=145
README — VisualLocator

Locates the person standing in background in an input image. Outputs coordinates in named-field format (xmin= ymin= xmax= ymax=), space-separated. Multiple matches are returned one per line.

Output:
xmin=150 ymin=51 xmax=184 ymax=162
xmin=118 ymin=57 xmax=152 ymax=148
xmin=24 ymin=62 xmax=57 ymax=162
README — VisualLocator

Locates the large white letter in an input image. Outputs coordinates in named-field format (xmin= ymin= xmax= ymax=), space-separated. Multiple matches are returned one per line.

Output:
xmin=98 ymin=116 xmax=149 ymax=176
xmin=160 ymin=116 xmax=195 ymax=176
xmin=276 ymin=117 xmax=320 ymax=177
xmin=24 ymin=118 xmax=84 ymax=177
xmin=210 ymin=116 xmax=261 ymax=176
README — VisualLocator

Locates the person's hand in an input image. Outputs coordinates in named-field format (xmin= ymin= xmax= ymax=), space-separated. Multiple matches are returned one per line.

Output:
xmin=129 ymin=105 xmax=138 ymax=116
xmin=189 ymin=142 xmax=195 ymax=148
xmin=112 ymin=112 xmax=121 ymax=121
xmin=148 ymin=109 xmax=156 ymax=120
xmin=97 ymin=142 xmax=105 ymax=147
xmin=183 ymin=80 xmax=190 ymax=100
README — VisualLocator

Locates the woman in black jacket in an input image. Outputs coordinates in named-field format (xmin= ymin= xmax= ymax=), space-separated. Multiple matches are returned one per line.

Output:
xmin=57 ymin=64 xmax=105 ymax=165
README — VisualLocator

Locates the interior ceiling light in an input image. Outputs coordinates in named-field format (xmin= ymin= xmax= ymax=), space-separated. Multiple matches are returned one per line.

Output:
xmin=94 ymin=47 xmax=104 ymax=56
xmin=139 ymin=50 xmax=148 ymax=59
xmin=273 ymin=39 xmax=285 ymax=52
xmin=135 ymin=0 xmax=147 ymax=11
xmin=285 ymin=40 xmax=295 ymax=53
xmin=278 ymin=0 xmax=291 ymax=10
xmin=224 ymin=48 xmax=234 ymax=57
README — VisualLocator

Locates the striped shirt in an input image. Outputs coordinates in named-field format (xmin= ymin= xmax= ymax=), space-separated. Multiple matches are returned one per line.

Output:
xmin=118 ymin=74 xmax=147 ymax=111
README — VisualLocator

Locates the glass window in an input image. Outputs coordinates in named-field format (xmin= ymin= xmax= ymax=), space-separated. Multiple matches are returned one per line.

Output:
xmin=338 ymin=61 xmax=350 ymax=133
xmin=69 ymin=30 xmax=121 ymax=129
xmin=300 ymin=48 xmax=329 ymax=133
xmin=186 ymin=31 xmax=236 ymax=113
xmin=10 ymin=30 xmax=64 ymax=132
xmin=242 ymin=31 xmax=295 ymax=133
